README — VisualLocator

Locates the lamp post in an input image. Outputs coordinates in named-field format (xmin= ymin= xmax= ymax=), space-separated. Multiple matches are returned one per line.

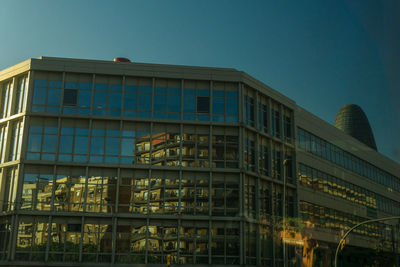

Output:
xmin=334 ymin=216 xmax=400 ymax=267
xmin=282 ymin=158 xmax=290 ymax=267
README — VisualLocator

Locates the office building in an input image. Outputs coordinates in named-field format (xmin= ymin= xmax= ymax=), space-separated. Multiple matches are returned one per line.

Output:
xmin=0 ymin=57 xmax=399 ymax=266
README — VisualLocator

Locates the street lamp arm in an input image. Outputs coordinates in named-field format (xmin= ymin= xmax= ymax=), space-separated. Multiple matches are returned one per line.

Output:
xmin=334 ymin=216 xmax=400 ymax=267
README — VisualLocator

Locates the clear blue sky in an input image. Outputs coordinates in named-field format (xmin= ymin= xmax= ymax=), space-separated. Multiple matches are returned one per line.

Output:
xmin=1 ymin=0 xmax=399 ymax=162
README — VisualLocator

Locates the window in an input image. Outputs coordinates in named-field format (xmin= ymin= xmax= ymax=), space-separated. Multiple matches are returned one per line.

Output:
xmin=283 ymin=109 xmax=292 ymax=142
xmin=197 ymin=96 xmax=209 ymax=113
xmin=13 ymin=75 xmax=28 ymax=115
xmin=259 ymin=143 xmax=269 ymax=176
xmin=90 ymin=120 xmax=120 ymax=164
xmin=271 ymin=106 xmax=280 ymax=138
xmin=27 ymin=118 xmax=58 ymax=161
xmin=58 ymin=119 xmax=89 ymax=163
xmin=1 ymin=167 xmax=18 ymax=212
xmin=258 ymin=101 xmax=268 ymax=132
xmin=8 ymin=120 xmax=23 ymax=162
xmin=244 ymin=135 xmax=256 ymax=172
xmin=244 ymin=93 xmax=255 ymax=126
xmin=271 ymin=143 xmax=282 ymax=180
xmin=21 ymin=165 xmax=53 ymax=211
xmin=63 ymin=89 xmax=77 ymax=106
xmin=32 ymin=72 xmax=63 ymax=113
xmin=183 ymin=80 xmax=210 ymax=121
xmin=0 ymin=80 xmax=13 ymax=118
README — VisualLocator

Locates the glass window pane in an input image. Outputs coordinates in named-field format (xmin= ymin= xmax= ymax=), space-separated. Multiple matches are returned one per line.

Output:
xmin=94 ymin=91 xmax=107 ymax=108
xmin=59 ymin=136 xmax=73 ymax=153
xmin=154 ymin=95 xmax=167 ymax=111
xmin=168 ymin=95 xmax=181 ymax=112
xmin=138 ymin=94 xmax=152 ymax=111
xmin=106 ymin=138 xmax=120 ymax=155
xmin=183 ymin=96 xmax=195 ymax=112
xmin=47 ymin=89 xmax=61 ymax=106
xmin=65 ymin=82 xmax=78 ymax=89
xmin=90 ymin=137 xmax=104 ymax=154
xmin=198 ymin=89 xmax=210 ymax=97
xmin=28 ymin=134 xmax=41 ymax=152
xmin=213 ymin=90 xmax=224 ymax=97
xmin=63 ymin=89 xmax=77 ymax=106
xmin=124 ymin=93 xmax=137 ymax=110
xmin=125 ymin=85 xmax=137 ymax=92
xmin=79 ymin=82 xmax=92 ymax=90
xmin=121 ymin=139 xmax=134 ymax=156
xmin=42 ymin=135 xmax=57 ymax=153
xmin=109 ymin=92 xmax=122 ymax=109
xmin=213 ymin=98 xmax=224 ymax=114
xmin=75 ymin=136 xmax=89 ymax=154
xmin=169 ymin=88 xmax=180 ymax=95
xmin=33 ymin=88 xmax=46 ymax=105
xmin=226 ymin=98 xmax=238 ymax=115
xmin=78 ymin=91 xmax=92 ymax=107
xmin=34 ymin=80 xmax=47 ymax=87
xmin=95 ymin=83 xmax=108 ymax=90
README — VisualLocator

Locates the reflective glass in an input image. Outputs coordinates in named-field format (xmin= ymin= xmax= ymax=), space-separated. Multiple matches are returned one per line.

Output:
xmin=155 ymin=87 xmax=166 ymax=94
xmin=226 ymin=98 xmax=238 ymax=115
xmin=59 ymin=136 xmax=73 ymax=153
xmin=44 ymin=125 xmax=57 ymax=134
xmin=169 ymin=88 xmax=180 ymax=95
xmin=183 ymin=96 xmax=195 ymax=112
xmin=184 ymin=88 xmax=195 ymax=95
xmin=154 ymin=112 xmax=166 ymax=119
xmin=198 ymin=89 xmax=210 ymax=96
xmin=213 ymin=98 xmax=224 ymax=114
xmin=213 ymin=90 xmax=224 ymax=97
xmin=94 ymin=91 xmax=107 ymax=108
xmin=121 ymin=140 xmax=134 ymax=156
xmin=168 ymin=95 xmax=181 ymax=112
xmin=42 ymin=135 xmax=57 ymax=153
xmin=33 ymin=88 xmax=46 ymax=105
xmin=139 ymin=86 xmax=152 ymax=93
xmin=61 ymin=127 xmax=74 ymax=135
xmin=91 ymin=137 xmax=105 ymax=154
xmin=28 ymin=134 xmax=41 ymax=152
xmin=110 ymin=84 xmax=122 ymax=91
xmin=65 ymin=82 xmax=78 ymax=89
xmin=34 ymin=80 xmax=47 ymax=87
xmin=154 ymin=95 xmax=167 ymax=111
xmin=95 ymin=83 xmax=108 ymax=90
xmin=78 ymin=91 xmax=91 ymax=107
xmin=138 ymin=94 xmax=152 ymax=111
xmin=79 ymin=82 xmax=92 ymax=90
xmin=123 ymin=93 xmax=137 ymax=110
xmin=107 ymin=128 xmax=120 ymax=137
xmin=109 ymin=92 xmax=122 ymax=109
xmin=125 ymin=85 xmax=137 ymax=92
xmin=47 ymin=89 xmax=61 ymax=106
xmin=106 ymin=138 xmax=119 ymax=155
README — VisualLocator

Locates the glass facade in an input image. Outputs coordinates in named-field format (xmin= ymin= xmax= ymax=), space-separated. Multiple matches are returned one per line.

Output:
xmin=31 ymin=75 xmax=239 ymax=123
xmin=0 ymin=68 xmax=298 ymax=266
xmin=300 ymin=201 xmax=391 ymax=239
xmin=297 ymin=127 xmax=400 ymax=192
xmin=0 ymin=60 xmax=398 ymax=266
xmin=298 ymin=163 xmax=400 ymax=216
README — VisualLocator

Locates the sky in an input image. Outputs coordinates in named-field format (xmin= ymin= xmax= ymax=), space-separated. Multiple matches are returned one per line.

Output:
xmin=0 ymin=0 xmax=399 ymax=163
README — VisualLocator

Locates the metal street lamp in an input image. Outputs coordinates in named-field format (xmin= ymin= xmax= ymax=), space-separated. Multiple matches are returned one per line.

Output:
xmin=334 ymin=216 xmax=400 ymax=267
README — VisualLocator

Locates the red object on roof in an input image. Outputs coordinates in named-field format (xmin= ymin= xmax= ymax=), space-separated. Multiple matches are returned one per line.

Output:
xmin=113 ymin=57 xmax=131 ymax=63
